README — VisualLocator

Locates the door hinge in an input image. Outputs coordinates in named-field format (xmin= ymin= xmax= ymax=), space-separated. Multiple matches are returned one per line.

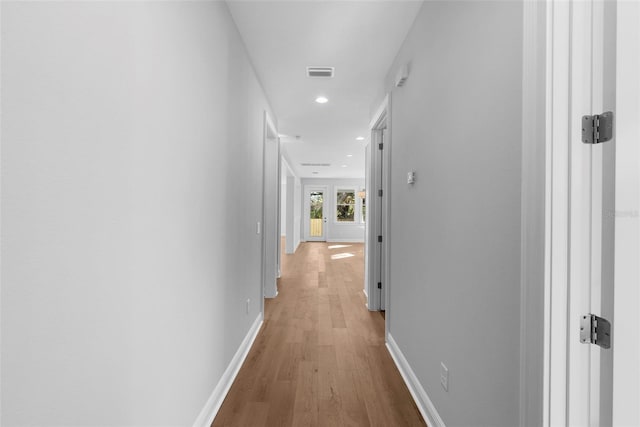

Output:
xmin=378 ymin=143 xmax=383 ymax=150
xmin=580 ymin=314 xmax=611 ymax=349
xmin=378 ymin=189 xmax=383 ymax=197
xmin=377 ymin=235 xmax=383 ymax=243
xmin=377 ymin=282 xmax=382 ymax=289
xmin=582 ymin=111 xmax=613 ymax=144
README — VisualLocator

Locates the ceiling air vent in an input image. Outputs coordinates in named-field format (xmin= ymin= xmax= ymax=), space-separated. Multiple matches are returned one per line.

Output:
xmin=306 ymin=67 xmax=334 ymax=78
xmin=300 ymin=163 xmax=331 ymax=167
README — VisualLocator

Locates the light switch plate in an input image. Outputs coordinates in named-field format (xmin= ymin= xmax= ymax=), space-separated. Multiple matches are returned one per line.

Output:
xmin=407 ymin=171 xmax=416 ymax=184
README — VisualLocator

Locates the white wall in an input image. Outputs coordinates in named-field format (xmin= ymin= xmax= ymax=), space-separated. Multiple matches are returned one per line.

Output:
xmin=285 ymin=175 xmax=302 ymax=254
xmin=301 ymin=178 xmax=365 ymax=243
xmin=280 ymin=158 xmax=288 ymax=238
xmin=1 ymin=2 xmax=274 ymax=425
xmin=383 ymin=2 xmax=523 ymax=426
xmin=364 ymin=144 xmax=372 ymax=295
xmin=294 ymin=178 xmax=302 ymax=249
xmin=281 ymin=181 xmax=287 ymax=237
xmin=281 ymin=157 xmax=301 ymax=254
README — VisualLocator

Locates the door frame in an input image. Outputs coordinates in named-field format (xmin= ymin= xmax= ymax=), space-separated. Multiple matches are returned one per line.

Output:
xmin=261 ymin=111 xmax=280 ymax=301
xmin=542 ymin=1 xmax=596 ymax=424
xmin=303 ymin=185 xmax=328 ymax=242
xmin=365 ymin=95 xmax=391 ymax=317
xmin=538 ymin=1 xmax=640 ymax=425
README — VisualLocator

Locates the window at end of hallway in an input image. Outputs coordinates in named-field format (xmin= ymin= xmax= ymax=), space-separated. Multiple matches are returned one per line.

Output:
xmin=336 ymin=189 xmax=356 ymax=222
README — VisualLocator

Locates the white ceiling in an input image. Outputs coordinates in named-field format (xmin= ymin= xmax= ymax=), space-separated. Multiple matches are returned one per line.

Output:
xmin=227 ymin=0 xmax=423 ymax=179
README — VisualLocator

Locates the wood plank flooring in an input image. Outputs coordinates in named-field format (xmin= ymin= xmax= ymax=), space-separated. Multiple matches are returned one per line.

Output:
xmin=212 ymin=242 xmax=426 ymax=427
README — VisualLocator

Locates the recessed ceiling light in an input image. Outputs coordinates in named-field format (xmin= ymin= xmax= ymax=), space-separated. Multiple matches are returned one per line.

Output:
xmin=356 ymin=136 xmax=365 ymax=141
xmin=341 ymin=164 xmax=348 ymax=168
xmin=315 ymin=96 xmax=329 ymax=104
xmin=312 ymin=171 xmax=319 ymax=174
xmin=346 ymin=154 xmax=353 ymax=158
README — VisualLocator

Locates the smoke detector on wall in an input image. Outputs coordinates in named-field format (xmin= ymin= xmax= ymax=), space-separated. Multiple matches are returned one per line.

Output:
xmin=306 ymin=66 xmax=335 ymax=78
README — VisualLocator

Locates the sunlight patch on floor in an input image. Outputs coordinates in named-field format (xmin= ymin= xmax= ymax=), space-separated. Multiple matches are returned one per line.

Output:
xmin=328 ymin=244 xmax=352 ymax=249
xmin=331 ymin=252 xmax=355 ymax=260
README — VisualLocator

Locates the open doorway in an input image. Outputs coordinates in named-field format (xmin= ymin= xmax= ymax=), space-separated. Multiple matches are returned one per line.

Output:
xmin=262 ymin=112 xmax=280 ymax=300
xmin=365 ymin=96 xmax=390 ymax=313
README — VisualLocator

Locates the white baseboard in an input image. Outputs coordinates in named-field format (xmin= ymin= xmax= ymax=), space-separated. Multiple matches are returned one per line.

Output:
xmin=386 ymin=334 xmax=446 ymax=427
xmin=327 ymin=238 xmax=365 ymax=243
xmin=286 ymin=240 xmax=301 ymax=255
xmin=192 ymin=313 xmax=264 ymax=427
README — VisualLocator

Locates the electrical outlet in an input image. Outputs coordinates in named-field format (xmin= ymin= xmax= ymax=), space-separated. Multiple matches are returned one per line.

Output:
xmin=440 ymin=362 xmax=449 ymax=392
xmin=246 ymin=298 xmax=250 ymax=314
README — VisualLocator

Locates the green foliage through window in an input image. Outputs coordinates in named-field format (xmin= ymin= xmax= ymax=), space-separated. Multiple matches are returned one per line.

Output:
xmin=361 ymin=197 xmax=366 ymax=222
xmin=336 ymin=190 xmax=356 ymax=222
xmin=310 ymin=192 xmax=323 ymax=219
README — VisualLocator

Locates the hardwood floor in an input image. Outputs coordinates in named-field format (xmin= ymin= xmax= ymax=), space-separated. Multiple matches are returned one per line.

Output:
xmin=212 ymin=242 xmax=426 ymax=427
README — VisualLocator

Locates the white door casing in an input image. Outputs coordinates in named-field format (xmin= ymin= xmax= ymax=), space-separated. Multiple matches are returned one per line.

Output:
xmin=546 ymin=1 xmax=600 ymax=424
xmin=366 ymin=95 xmax=389 ymax=312
xmin=262 ymin=112 xmax=279 ymax=299
xmin=544 ymin=1 xmax=628 ymax=425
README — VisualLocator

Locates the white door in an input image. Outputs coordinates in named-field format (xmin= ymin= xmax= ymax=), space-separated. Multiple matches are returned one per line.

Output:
xmin=566 ymin=1 xmax=612 ymax=425
xmin=545 ymin=0 xmax=640 ymax=426
xmin=577 ymin=3 xmax=640 ymax=423
xmin=378 ymin=128 xmax=386 ymax=310
xmin=612 ymin=2 xmax=640 ymax=424
xmin=366 ymin=111 xmax=387 ymax=312
xmin=305 ymin=186 xmax=327 ymax=241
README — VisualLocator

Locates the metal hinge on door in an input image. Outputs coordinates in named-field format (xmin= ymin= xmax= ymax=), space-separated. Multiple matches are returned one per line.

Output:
xmin=580 ymin=314 xmax=611 ymax=349
xmin=582 ymin=111 xmax=614 ymax=144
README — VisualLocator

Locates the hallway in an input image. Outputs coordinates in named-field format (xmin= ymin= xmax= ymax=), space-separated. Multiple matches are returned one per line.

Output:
xmin=7 ymin=1 xmax=639 ymax=425
xmin=212 ymin=242 xmax=425 ymax=427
